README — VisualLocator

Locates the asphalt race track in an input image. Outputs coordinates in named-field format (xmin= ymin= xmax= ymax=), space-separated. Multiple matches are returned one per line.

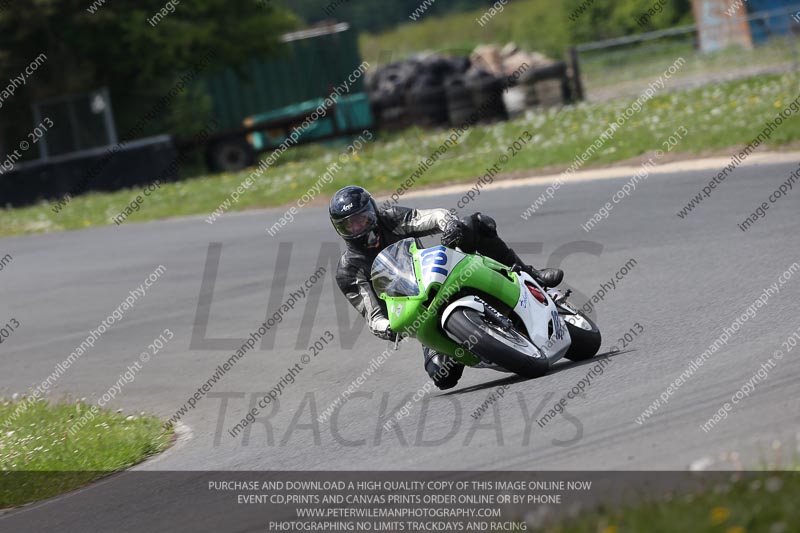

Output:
xmin=1 ymin=155 xmax=799 ymax=530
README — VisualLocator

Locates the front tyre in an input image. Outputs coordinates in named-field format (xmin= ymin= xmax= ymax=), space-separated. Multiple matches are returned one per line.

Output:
xmin=562 ymin=311 xmax=602 ymax=361
xmin=445 ymin=308 xmax=549 ymax=379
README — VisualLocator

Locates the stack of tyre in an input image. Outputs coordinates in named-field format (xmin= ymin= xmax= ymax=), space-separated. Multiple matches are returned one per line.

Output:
xmin=517 ymin=61 xmax=570 ymax=109
xmin=367 ymin=61 xmax=417 ymax=131
xmin=367 ymin=53 xmax=508 ymax=130
xmin=445 ymin=69 xmax=507 ymax=127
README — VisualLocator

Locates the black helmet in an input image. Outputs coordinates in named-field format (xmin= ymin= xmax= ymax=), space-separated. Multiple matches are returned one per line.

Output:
xmin=329 ymin=186 xmax=381 ymax=247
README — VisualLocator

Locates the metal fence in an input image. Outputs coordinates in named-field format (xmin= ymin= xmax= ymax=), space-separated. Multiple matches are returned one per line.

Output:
xmin=32 ymin=88 xmax=118 ymax=159
xmin=573 ymin=5 xmax=800 ymax=102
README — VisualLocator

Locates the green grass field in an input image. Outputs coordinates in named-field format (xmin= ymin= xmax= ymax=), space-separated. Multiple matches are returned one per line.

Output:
xmin=545 ymin=471 xmax=800 ymax=533
xmin=0 ymin=398 xmax=172 ymax=508
xmin=580 ymin=37 xmax=799 ymax=99
xmin=0 ymin=72 xmax=798 ymax=237
xmin=358 ymin=0 xmax=569 ymax=61
xmin=357 ymin=0 xmax=794 ymax=99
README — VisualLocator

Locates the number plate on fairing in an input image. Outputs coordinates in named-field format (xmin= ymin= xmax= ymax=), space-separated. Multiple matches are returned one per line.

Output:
xmin=418 ymin=246 xmax=466 ymax=292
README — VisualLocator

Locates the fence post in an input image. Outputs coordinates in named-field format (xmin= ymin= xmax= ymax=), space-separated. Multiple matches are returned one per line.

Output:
xmin=789 ymin=17 xmax=799 ymax=74
xmin=568 ymin=47 xmax=585 ymax=102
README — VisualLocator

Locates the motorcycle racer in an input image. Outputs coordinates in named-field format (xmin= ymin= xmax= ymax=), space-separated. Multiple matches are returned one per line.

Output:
xmin=330 ymin=185 xmax=563 ymax=389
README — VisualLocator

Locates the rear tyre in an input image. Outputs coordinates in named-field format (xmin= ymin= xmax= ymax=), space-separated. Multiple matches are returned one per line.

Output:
xmin=444 ymin=308 xmax=549 ymax=379
xmin=563 ymin=311 xmax=602 ymax=361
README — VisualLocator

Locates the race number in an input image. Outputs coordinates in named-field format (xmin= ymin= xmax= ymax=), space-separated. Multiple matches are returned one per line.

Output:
xmin=420 ymin=246 xmax=448 ymax=277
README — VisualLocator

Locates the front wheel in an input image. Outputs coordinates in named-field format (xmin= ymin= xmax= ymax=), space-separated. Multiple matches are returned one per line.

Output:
xmin=444 ymin=308 xmax=549 ymax=379
xmin=562 ymin=311 xmax=602 ymax=361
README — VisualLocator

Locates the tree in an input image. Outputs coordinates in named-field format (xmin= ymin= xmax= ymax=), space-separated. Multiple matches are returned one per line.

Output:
xmin=0 ymin=0 xmax=298 ymax=148
xmin=565 ymin=0 xmax=693 ymax=43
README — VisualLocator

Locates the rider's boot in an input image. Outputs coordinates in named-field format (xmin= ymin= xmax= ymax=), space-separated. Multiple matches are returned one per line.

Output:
xmin=423 ymin=347 xmax=464 ymax=390
xmin=522 ymin=265 xmax=564 ymax=288
xmin=506 ymin=249 xmax=564 ymax=288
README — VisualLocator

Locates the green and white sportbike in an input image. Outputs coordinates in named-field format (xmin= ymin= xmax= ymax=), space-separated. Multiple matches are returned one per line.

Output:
xmin=371 ymin=238 xmax=602 ymax=378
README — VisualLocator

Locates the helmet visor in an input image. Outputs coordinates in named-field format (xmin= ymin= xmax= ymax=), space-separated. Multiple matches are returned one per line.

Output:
xmin=333 ymin=204 xmax=378 ymax=239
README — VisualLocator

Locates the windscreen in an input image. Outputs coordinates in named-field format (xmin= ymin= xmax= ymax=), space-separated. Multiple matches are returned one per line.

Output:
xmin=370 ymin=238 xmax=420 ymax=297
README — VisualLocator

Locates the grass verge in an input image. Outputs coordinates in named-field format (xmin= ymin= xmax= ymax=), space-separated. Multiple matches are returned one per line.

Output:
xmin=540 ymin=470 xmax=799 ymax=532
xmin=0 ymin=73 xmax=798 ymax=238
xmin=0 ymin=398 xmax=172 ymax=508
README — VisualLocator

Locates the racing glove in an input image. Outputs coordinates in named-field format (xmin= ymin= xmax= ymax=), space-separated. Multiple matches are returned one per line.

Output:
xmin=441 ymin=218 xmax=466 ymax=248
xmin=371 ymin=318 xmax=397 ymax=341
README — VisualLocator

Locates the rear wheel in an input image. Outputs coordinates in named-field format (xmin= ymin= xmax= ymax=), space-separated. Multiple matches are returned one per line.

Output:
xmin=562 ymin=311 xmax=602 ymax=361
xmin=206 ymin=138 xmax=255 ymax=172
xmin=444 ymin=308 xmax=549 ymax=379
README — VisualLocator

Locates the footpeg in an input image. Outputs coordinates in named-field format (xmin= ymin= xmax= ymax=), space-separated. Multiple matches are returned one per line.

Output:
xmin=556 ymin=289 xmax=572 ymax=304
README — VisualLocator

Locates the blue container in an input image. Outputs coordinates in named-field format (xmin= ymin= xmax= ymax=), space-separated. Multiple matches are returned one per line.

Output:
xmin=747 ymin=0 xmax=800 ymax=43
